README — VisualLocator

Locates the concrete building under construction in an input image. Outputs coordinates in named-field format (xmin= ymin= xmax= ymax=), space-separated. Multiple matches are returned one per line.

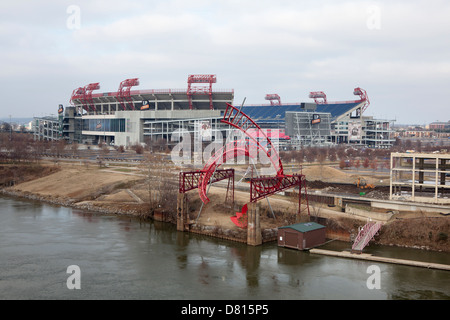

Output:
xmin=390 ymin=152 xmax=450 ymax=204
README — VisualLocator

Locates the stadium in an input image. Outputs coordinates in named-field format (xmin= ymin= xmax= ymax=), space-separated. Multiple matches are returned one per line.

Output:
xmin=32 ymin=74 xmax=395 ymax=149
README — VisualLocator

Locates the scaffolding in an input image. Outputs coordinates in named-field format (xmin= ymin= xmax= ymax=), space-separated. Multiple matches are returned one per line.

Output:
xmin=363 ymin=118 xmax=395 ymax=148
xmin=285 ymin=111 xmax=332 ymax=147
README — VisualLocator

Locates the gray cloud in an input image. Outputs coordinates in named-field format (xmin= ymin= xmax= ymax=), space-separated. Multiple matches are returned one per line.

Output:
xmin=0 ymin=0 xmax=449 ymax=124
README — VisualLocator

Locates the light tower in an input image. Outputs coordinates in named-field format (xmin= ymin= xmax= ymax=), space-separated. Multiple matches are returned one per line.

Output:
xmin=308 ymin=91 xmax=328 ymax=104
xmin=83 ymin=83 xmax=100 ymax=112
xmin=187 ymin=74 xmax=217 ymax=110
xmin=353 ymin=87 xmax=370 ymax=114
xmin=70 ymin=87 xmax=85 ymax=108
xmin=117 ymin=78 xmax=140 ymax=110
xmin=70 ymin=83 xmax=100 ymax=113
xmin=265 ymin=94 xmax=281 ymax=106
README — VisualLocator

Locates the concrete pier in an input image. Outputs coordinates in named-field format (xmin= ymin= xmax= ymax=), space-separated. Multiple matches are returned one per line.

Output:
xmin=247 ymin=202 xmax=262 ymax=246
xmin=176 ymin=193 xmax=189 ymax=232
xmin=309 ymin=248 xmax=450 ymax=271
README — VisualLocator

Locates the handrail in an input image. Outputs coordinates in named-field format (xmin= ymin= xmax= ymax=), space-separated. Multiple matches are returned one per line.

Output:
xmin=352 ymin=222 xmax=382 ymax=252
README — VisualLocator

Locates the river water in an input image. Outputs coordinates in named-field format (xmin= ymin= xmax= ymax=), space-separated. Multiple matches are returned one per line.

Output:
xmin=0 ymin=195 xmax=448 ymax=300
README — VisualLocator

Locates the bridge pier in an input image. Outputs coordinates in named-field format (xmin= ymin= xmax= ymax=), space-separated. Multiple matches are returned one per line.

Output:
xmin=247 ymin=202 xmax=262 ymax=246
xmin=177 ymin=193 xmax=189 ymax=232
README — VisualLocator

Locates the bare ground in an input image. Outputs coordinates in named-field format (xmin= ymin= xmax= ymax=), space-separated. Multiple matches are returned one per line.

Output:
xmin=1 ymin=161 xmax=449 ymax=252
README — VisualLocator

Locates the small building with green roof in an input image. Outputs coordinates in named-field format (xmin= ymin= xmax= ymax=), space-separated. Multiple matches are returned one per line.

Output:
xmin=278 ymin=222 xmax=326 ymax=250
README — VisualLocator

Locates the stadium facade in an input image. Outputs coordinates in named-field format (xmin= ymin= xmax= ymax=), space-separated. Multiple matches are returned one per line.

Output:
xmin=32 ymin=75 xmax=395 ymax=149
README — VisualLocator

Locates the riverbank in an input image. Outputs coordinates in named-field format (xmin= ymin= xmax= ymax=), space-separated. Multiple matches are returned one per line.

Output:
xmin=1 ymin=162 xmax=449 ymax=252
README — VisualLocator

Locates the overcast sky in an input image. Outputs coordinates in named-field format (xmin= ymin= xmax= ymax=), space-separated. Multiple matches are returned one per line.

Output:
xmin=1 ymin=0 xmax=449 ymax=124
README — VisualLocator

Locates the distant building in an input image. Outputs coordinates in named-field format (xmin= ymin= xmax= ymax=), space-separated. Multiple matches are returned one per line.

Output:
xmin=32 ymin=106 xmax=81 ymax=142
xmin=429 ymin=121 xmax=450 ymax=131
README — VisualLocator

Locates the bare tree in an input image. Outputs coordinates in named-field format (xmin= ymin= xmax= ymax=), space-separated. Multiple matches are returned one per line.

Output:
xmin=141 ymin=153 xmax=177 ymax=215
xmin=101 ymin=145 xmax=110 ymax=158
xmin=305 ymin=147 xmax=317 ymax=163
xmin=336 ymin=146 xmax=346 ymax=160
xmin=328 ymin=147 xmax=337 ymax=162
xmin=355 ymin=159 xmax=361 ymax=171
xmin=54 ymin=140 xmax=66 ymax=157
xmin=363 ymin=158 xmax=370 ymax=169
xmin=370 ymin=159 xmax=378 ymax=171
xmin=71 ymin=142 xmax=79 ymax=157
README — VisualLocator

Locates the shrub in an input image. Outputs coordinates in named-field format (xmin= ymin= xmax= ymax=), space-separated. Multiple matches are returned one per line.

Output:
xmin=437 ymin=232 xmax=448 ymax=242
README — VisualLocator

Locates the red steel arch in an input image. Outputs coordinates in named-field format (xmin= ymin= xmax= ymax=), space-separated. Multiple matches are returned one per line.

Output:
xmin=221 ymin=103 xmax=283 ymax=176
xmin=198 ymin=103 xmax=285 ymax=204
xmin=198 ymin=140 xmax=252 ymax=204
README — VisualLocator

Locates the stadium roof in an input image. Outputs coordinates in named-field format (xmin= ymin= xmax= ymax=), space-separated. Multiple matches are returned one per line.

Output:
xmin=71 ymin=89 xmax=234 ymax=110
xmin=240 ymin=101 xmax=365 ymax=123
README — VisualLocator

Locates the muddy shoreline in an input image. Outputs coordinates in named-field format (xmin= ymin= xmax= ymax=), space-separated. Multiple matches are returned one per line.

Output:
xmin=2 ymin=186 xmax=449 ymax=253
xmin=1 ymin=162 xmax=448 ymax=252
xmin=0 ymin=188 xmax=277 ymax=244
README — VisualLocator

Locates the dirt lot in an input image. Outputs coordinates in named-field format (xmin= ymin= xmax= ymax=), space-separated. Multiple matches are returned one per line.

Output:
xmin=8 ymin=162 xmax=142 ymax=201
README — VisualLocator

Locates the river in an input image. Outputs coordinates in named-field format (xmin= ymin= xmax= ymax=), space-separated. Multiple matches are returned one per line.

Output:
xmin=0 ymin=195 xmax=448 ymax=300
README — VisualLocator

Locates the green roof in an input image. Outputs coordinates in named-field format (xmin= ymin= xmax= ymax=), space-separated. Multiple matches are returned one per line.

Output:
xmin=279 ymin=222 xmax=325 ymax=233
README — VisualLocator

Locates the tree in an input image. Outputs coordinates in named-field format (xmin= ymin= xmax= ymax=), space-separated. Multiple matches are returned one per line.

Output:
xmin=317 ymin=149 xmax=327 ymax=165
xmin=403 ymin=139 xmax=412 ymax=150
xmin=328 ymin=147 xmax=337 ymax=162
xmin=141 ymin=153 xmax=177 ymax=216
xmin=363 ymin=158 xmax=370 ymax=169
xmin=134 ymin=144 xmax=144 ymax=154
xmin=370 ymin=159 xmax=378 ymax=171
xmin=339 ymin=159 xmax=346 ymax=170
xmin=101 ymin=145 xmax=110 ymax=158
xmin=155 ymin=138 xmax=167 ymax=151
xmin=305 ymin=147 xmax=317 ymax=163
xmin=346 ymin=147 xmax=356 ymax=158
xmin=71 ymin=142 xmax=79 ymax=157
xmin=362 ymin=148 xmax=373 ymax=159
xmin=279 ymin=151 xmax=289 ymax=164
xmin=336 ymin=146 xmax=346 ymax=160
xmin=415 ymin=140 xmax=422 ymax=152
xmin=348 ymin=159 xmax=354 ymax=169
xmin=1 ymin=122 xmax=11 ymax=133
xmin=355 ymin=159 xmax=361 ymax=171
xmin=296 ymin=149 xmax=305 ymax=164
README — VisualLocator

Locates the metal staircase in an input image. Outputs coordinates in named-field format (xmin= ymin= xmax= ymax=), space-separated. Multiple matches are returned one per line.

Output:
xmin=352 ymin=221 xmax=383 ymax=253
